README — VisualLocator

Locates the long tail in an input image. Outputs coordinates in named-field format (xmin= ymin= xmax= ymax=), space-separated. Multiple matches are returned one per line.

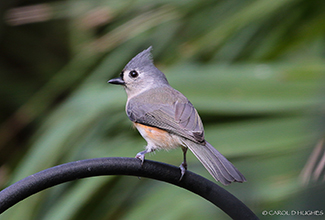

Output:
xmin=184 ymin=141 xmax=246 ymax=185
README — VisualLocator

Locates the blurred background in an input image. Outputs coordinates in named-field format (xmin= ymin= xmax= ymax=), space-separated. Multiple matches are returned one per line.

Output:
xmin=0 ymin=0 xmax=325 ymax=219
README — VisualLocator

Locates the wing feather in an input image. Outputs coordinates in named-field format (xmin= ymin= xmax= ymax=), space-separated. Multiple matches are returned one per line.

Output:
xmin=126 ymin=87 xmax=204 ymax=143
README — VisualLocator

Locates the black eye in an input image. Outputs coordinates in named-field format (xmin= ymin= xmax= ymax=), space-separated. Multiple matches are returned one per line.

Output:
xmin=129 ymin=70 xmax=138 ymax=78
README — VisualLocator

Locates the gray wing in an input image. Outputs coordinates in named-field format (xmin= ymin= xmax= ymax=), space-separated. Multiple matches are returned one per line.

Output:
xmin=127 ymin=89 xmax=205 ymax=143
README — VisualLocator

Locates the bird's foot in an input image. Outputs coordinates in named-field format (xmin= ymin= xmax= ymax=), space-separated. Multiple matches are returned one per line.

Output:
xmin=179 ymin=162 xmax=187 ymax=181
xmin=135 ymin=150 xmax=150 ymax=165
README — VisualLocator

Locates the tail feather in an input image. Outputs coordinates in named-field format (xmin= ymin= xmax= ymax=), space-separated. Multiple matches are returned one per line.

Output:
xmin=184 ymin=141 xmax=246 ymax=185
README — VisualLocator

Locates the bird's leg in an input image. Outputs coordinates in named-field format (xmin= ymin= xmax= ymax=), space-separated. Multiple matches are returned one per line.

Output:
xmin=135 ymin=148 xmax=152 ymax=165
xmin=179 ymin=147 xmax=188 ymax=181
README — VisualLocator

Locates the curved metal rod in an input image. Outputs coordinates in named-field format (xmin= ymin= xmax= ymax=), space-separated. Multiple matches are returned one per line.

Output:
xmin=0 ymin=157 xmax=258 ymax=219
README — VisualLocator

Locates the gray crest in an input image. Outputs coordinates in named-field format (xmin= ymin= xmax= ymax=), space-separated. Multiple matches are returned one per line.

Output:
xmin=124 ymin=46 xmax=154 ymax=72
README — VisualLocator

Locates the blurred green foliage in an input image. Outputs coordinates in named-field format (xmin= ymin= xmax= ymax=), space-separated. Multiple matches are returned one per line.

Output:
xmin=0 ymin=0 xmax=325 ymax=219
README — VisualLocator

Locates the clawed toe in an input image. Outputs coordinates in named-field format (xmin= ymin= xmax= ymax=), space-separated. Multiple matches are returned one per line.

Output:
xmin=135 ymin=153 xmax=145 ymax=165
xmin=179 ymin=162 xmax=187 ymax=181
xmin=135 ymin=149 xmax=151 ymax=166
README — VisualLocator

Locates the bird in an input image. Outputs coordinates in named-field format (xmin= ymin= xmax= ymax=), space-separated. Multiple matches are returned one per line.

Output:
xmin=108 ymin=46 xmax=246 ymax=185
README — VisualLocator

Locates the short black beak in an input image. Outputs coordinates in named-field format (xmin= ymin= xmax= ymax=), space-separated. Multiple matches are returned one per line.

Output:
xmin=108 ymin=77 xmax=125 ymax=85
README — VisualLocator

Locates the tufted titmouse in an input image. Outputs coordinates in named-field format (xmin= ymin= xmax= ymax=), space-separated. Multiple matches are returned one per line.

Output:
xmin=108 ymin=46 xmax=246 ymax=185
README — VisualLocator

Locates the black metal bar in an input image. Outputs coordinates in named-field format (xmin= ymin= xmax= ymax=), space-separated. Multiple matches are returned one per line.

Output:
xmin=0 ymin=157 xmax=258 ymax=219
